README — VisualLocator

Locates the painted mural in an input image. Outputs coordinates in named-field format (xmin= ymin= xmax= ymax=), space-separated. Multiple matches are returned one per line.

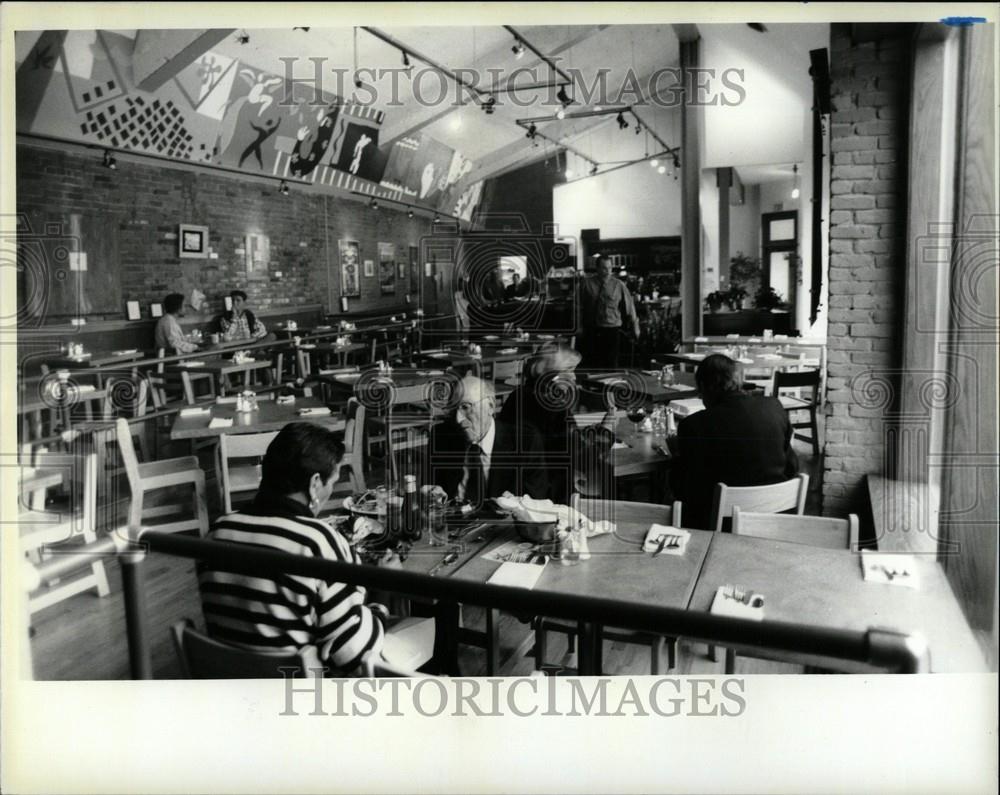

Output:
xmin=15 ymin=29 xmax=483 ymax=218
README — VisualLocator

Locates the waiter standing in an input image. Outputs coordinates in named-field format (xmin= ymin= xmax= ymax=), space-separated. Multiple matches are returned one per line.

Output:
xmin=578 ymin=255 xmax=640 ymax=368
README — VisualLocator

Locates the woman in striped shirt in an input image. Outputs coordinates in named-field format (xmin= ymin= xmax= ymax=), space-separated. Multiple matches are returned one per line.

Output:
xmin=198 ymin=422 xmax=389 ymax=675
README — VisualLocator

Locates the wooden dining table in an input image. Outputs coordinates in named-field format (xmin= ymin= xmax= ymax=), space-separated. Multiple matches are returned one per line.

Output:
xmin=169 ymin=396 xmax=345 ymax=440
xmin=579 ymin=370 xmax=699 ymax=405
xmin=168 ymin=357 xmax=274 ymax=401
xmin=434 ymin=517 xmax=984 ymax=675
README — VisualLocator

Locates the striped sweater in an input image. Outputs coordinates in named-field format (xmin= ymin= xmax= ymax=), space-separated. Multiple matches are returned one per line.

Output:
xmin=198 ymin=493 xmax=387 ymax=674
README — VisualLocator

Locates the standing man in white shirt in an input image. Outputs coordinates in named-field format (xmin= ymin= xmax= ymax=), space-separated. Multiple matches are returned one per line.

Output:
xmin=578 ymin=255 xmax=640 ymax=369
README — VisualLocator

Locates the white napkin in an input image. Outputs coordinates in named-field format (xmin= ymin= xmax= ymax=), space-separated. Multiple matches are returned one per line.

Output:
xmin=487 ymin=561 xmax=546 ymax=590
xmin=747 ymin=338 xmax=762 ymax=343
xmin=112 ymin=349 xmax=138 ymax=355
xmin=215 ymin=396 xmax=238 ymax=405
xmin=685 ymin=353 xmax=706 ymax=360
xmin=495 ymin=494 xmax=614 ymax=538
xmin=737 ymin=357 xmax=755 ymax=364
xmin=208 ymin=417 xmax=233 ymax=429
xmin=860 ymin=551 xmax=920 ymax=588
xmin=642 ymin=524 xmax=691 ymax=556
xmin=498 ymin=348 xmax=518 ymax=354
xmin=612 ymin=441 xmax=629 ymax=450
xmin=694 ymin=336 xmax=708 ymax=342
xmin=179 ymin=406 xmax=210 ymax=416
xmin=774 ymin=334 xmax=789 ymax=341
xmin=668 ymin=398 xmax=705 ymax=417
xmin=710 ymin=586 xmax=765 ymax=620
xmin=726 ymin=333 xmax=740 ymax=339
xmin=181 ymin=361 xmax=206 ymax=367
xmin=297 ymin=406 xmax=332 ymax=417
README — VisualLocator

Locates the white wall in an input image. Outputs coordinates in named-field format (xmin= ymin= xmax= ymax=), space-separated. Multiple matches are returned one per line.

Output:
xmin=552 ymin=159 xmax=683 ymax=247
xmin=701 ymin=172 xmax=761 ymax=294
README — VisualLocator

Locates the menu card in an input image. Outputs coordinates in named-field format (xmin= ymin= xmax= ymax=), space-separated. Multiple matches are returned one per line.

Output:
xmin=487 ymin=561 xmax=546 ymax=590
xmin=208 ymin=417 xmax=233 ymax=429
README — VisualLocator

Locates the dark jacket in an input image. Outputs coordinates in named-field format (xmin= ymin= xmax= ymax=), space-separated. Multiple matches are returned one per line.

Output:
xmin=427 ymin=417 xmax=549 ymax=504
xmin=498 ymin=380 xmax=575 ymax=502
xmin=672 ymin=393 xmax=799 ymax=530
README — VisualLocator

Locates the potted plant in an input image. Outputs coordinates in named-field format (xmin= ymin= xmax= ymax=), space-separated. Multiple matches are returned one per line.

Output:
xmin=727 ymin=252 xmax=762 ymax=309
xmin=704 ymin=290 xmax=727 ymax=313
xmin=754 ymin=285 xmax=786 ymax=311
xmin=724 ymin=285 xmax=747 ymax=312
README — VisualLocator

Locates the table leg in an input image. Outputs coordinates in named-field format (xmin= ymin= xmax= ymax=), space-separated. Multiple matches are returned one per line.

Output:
xmin=485 ymin=608 xmax=501 ymax=676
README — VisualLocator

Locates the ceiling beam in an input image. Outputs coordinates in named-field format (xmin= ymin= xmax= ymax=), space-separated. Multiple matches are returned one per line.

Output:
xmin=132 ymin=29 xmax=236 ymax=92
xmin=380 ymin=24 xmax=611 ymax=147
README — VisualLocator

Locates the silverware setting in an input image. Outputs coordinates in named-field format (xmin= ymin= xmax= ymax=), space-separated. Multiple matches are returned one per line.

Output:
xmin=428 ymin=548 xmax=460 ymax=577
xmin=722 ymin=584 xmax=764 ymax=607
xmin=881 ymin=565 xmax=911 ymax=581
xmin=650 ymin=534 xmax=681 ymax=556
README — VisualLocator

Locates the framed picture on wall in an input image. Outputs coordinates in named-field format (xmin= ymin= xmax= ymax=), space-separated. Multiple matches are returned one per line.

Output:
xmin=150 ymin=303 xmax=163 ymax=318
xmin=397 ymin=262 xmax=406 ymax=280
xmin=363 ymin=259 xmax=375 ymax=278
xmin=178 ymin=224 xmax=209 ymax=259
xmin=245 ymin=233 xmax=270 ymax=279
xmin=409 ymin=245 xmax=419 ymax=292
xmin=125 ymin=300 xmax=141 ymax=321
xmin=339 ymin=239 xmax=361 ymax=298
xmin=378 ymin=242 xmax=396 ymax=295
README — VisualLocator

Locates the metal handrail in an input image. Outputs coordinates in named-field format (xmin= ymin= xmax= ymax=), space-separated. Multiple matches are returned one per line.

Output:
xmin=27 ymin=528 xmax=930 ymax=678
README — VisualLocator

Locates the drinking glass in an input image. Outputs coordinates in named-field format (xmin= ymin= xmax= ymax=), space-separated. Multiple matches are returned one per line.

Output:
xmin=660 ymin=365 xmax=675 ymax=388
xmin=426 ymin=504 xmax=448 ymax=546
xmin=627 ymin=406 xmax=647 ymax=434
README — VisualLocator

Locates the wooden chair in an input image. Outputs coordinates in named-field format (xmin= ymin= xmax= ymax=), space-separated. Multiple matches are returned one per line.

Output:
xmin=772 ymin=369 xmax=821 ymax=456
xmin=708 ymin=474 xmax=810 ymax=534
xmin=172 ymin=619 xmax=321 ymax=678
xmin=532 ymin=496 xmax=684 ymax=675
xmin=732 ymin=506 xmax=859 ymax=550
xmin=20 ymin=449 xmax=111 ymax=614
xmin=725 ymin=507 xmax=859 ymax=673
xmin=338 ymin=398 xmax=368 ymax=494
xmin=116 ymin=417 xmax=209 ymax=537
xmin=706 ymin=473 xmax=809 ymax=662
xmin=367 ymin=383 xmax=436 ymax=482
xmin=154 ymin=348 xmax=215 ymax=406
xmin=217 ymin=431 xmax=279 ymax=514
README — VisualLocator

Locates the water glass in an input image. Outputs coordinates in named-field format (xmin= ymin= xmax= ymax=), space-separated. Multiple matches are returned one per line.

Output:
xmin=660 ymin=365 xmax=675 ymax=387
xmin=426 ymin=504 xmax=448 ymax=546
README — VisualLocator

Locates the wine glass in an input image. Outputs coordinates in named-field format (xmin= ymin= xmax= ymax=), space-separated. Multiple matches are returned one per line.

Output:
xmin=627 ymin=406 xmax=647 ymax=434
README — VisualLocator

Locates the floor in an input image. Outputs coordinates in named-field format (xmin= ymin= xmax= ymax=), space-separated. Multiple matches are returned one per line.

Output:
xmin=26 ymin=426 xmax=823 ymax=680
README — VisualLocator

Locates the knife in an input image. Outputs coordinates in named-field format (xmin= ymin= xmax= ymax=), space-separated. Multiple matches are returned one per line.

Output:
xmin=429 ymin=549 xmax=460 ymax=576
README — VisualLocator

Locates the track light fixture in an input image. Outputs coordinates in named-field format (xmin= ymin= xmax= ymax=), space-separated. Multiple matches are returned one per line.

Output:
xmin=556 ymin=86 xmax=571 ymax=107
xmin=590 ymin=164 xmax=598 ymax=176
xmin=102 ymin=149 xmax=117 ymax=170
xmin=433 ymin=213 xmax=440 ymax=223
xmin=401 ymin=50 xmax=411 ymax=69
xmin=616 ymin=112 xmax=629 ymax=130
xmin=369 ymin=198 xmax=379 ymax=209
xmin=791 ymin=164 xmax=800 ymax=199
xmin=407 ymin=209 xmax=414 ymax=219
xmin=279 ymin=180 xmax=290 ymax=196
xmin=511 ymin=39 xmax=525 ymax=59
xmin=525 ymin=123 xmax=537 ymax=139
xmin=482 ymin=95 xmax=496 ymax=114
xmin=236 ymin=30 xmax=250 ymax=45
xmin=650 ymin=158 xmax=659 ymax=168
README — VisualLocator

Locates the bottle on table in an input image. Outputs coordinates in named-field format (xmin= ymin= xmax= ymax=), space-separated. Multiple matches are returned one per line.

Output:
xmin=400 ymin=474 xmax=422 ymax=541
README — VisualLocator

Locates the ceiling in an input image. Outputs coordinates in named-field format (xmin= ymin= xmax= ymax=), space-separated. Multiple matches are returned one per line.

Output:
xmin=207 ymin=24 xmax=686 ymax=183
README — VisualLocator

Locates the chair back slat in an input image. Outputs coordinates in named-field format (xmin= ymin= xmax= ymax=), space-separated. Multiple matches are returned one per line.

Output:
xmin=772 ymin=369 xmax=820 ymax=391
xmin=709 ymin=474 xmax=809 ymax=533
xmin=571 ymin=495 xmax=682 ymax=527
xmin=218 ymin=431 xmax=279 ymax=513
xmin=115 ymin=417 xmax=143 ymax=493
xmin=732 ymin=507 xmax=859 ymax=550
xmin=171 ymin=620 xmax=315 ymax=679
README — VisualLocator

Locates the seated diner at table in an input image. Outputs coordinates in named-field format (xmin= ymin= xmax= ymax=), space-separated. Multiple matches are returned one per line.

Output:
xmin=428 ymin=374 xmax=549 ymax=505
xmin=668 ymin=353 xmax=799 ymax=530
xmin=498 ymin=342 xmax=582 ymax=503
xmin=219 ymin=289 xmax=269 ymax=343
xmin=153 ymin=292 xmax=200 ymax=355
xmin=198 ymin=422 xmax=430 ymax=675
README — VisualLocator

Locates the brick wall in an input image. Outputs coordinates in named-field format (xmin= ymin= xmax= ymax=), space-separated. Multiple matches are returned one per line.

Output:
xmin=16 ymin=145 xmax=435 ymax=323
xmin=823 ymin=25 xmax=911 ymax=517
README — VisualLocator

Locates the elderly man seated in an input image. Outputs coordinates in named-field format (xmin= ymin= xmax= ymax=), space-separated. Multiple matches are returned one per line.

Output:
xmin=428 ymin=374 xmax=549 ymax=505
xmin=668 ymin=354 xmax=799 ymax=530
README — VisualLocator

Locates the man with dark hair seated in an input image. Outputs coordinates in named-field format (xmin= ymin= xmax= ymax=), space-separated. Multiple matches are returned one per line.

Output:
xmin=199 ymin=422 xmax=432 ymax=675
xmin=219 ymin=289 xmax=268 ymax=342
xmin=154 ymin=292 xmax=199 ymax=354
xmin=668 ymin=354 xmax=799 ymax=530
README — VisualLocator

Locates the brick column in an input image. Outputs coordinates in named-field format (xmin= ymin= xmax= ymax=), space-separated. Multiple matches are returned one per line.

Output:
xmin=823 ymin=25 xmax=911 ymax=517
